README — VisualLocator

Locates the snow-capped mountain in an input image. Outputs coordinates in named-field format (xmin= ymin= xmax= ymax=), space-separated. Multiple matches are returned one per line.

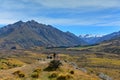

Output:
xmin=79 ymin=31 xmax=120 ymax=45
xmin=79 ymin=34 xmax=103 ymax=45
xmin=79 ymin=34 xmax=103 ymax=38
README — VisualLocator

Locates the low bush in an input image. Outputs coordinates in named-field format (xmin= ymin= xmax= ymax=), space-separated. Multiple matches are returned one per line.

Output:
xmin=33 ymin=68 xmax=41 ymax=73
xmin=31 ymin=72 xmax=39 ymax=78
xmin=49 ymin=72 xmax=58 ymax=78
xmin=31 ymin=68 xmax=41 ymax=78
xmin=44 ymin=60 xmax=62 ymax=71
xmin=69 ymin=70 xmax=74 ymax=74
xmin=12 ymin=70 xmax=25 ymax=78
xmin=57 ymin=74 xmax=73 ymax=80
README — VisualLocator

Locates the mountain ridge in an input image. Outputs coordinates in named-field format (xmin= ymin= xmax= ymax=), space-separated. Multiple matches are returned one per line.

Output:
xmin=0 ymin=20 xmax=86 ymax=49
xmin=96 ymin=31 xmax=120 ymax=43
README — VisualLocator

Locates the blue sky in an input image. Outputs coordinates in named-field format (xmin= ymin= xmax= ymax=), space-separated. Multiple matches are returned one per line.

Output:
xmin=0 ymin=0 xmax=120 ymax=36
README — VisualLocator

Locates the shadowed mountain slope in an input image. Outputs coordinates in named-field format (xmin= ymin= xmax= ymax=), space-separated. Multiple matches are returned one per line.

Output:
xmin=0 ymin=20 xmax=85 ymax=49
xmin=96 ymin=31 xmax=120 ymax=43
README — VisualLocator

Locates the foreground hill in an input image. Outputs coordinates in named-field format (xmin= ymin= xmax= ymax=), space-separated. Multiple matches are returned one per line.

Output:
xmin=0 ymin=50 xmax=99 ymax=80
xmin=1 ymin=49 xmax=119 ymax=80
xmin=0 ymin=20 xmax=85 ymax=49
xmin=0 ymin=59 xmax=99 ymax=80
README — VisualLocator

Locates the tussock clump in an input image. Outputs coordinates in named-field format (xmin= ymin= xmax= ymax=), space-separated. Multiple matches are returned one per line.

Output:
xmin=0 ymin=58 xmax=25 ymax=70
xmin=49 ymin=72 xmax=58 ymax=78
xmin=69 ymin=70 xmax=74 ymax=74
xmin=31 ymin=68 xmax=41 ymax=78
xmin=12 ymin=70 xmax=25 ymax=78
xmin=31 ymin=72 xmax=39 ymax=78
xmin=33 ymin=68 xmax=41 ymax=73
xmin=57 ymin=73 xmax=73 ymax=80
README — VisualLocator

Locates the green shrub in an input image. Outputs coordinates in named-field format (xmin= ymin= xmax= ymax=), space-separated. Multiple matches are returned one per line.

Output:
xmin=45 ymin=60 xmax=62 ymax=71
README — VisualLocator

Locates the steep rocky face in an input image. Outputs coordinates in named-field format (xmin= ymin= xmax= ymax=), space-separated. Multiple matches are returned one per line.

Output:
xmin=0 ymin=20 xmax=85 ymax=49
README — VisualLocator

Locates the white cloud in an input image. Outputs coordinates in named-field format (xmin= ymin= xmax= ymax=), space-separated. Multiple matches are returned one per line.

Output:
xmin=0 ymin=19 xmax=17 ymax=25
xmin=33 ymin=0 xmax=120 ymax=9
xmin=0 ymin=0 xmax=26 ymax=10
xmin=0 ymin=15 xmax=99 ymax=26
xmin=97 ymin=21 xmax=120 ymax=26
xmin=1 ymin=0 xmax=120 ymax=11
xmin=0 ymin=0 xmax=120 ymax=27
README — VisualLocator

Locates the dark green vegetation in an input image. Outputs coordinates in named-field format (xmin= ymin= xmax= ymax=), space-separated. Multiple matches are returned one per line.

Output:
xmin=44 ymin=60 xmax=62 ymax=71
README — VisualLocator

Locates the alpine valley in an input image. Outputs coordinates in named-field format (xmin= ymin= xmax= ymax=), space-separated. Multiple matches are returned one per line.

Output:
xmin=0 ymin=20 xmax=120 ymax=80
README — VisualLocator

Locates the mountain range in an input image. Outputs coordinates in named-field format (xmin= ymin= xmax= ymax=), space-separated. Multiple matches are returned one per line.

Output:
xmin=0 ymin=20 xmax=85 ymax=49
xmin=80 ymin=31 xmax=120 ymax=45
xmin=0 ymin=20 xmax=120 ymax=49
xmin=79 ymin=32 xmax=120 ymax=54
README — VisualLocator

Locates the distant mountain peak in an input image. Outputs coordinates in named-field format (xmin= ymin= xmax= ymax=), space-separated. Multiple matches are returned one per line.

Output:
xmin=79 ymin=34 xmax=103 ymax=38
xmin=15 ymin=20 xmax=24 ymax=24
xmin=13 ymin=20 xmax=39 ymax=25
xmin=79 ymin=34 xmax=103 ymax=45
xmin=26 ymin=20 xmax=38 ymax=24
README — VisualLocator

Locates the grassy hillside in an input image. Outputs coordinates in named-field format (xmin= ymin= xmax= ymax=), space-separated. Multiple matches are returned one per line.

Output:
xmin=67 ymin=53 xmax=120 ymax=80
xmin=68 ymin=37 xmax=120 ymax=54
xmin=0 ymin=58 xmax=25 ymax=70
xmin=0 ymin=50 xmax=99 ymax=80
xmin=0 ymin=49 xmax=120 ymax=80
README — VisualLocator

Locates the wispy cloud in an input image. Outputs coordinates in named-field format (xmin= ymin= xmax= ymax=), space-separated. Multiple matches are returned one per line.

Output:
xmin=0 ymin=0 xmax=120 ymax=28
xmin=33 ymin=0 xmax=120 ymax=9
